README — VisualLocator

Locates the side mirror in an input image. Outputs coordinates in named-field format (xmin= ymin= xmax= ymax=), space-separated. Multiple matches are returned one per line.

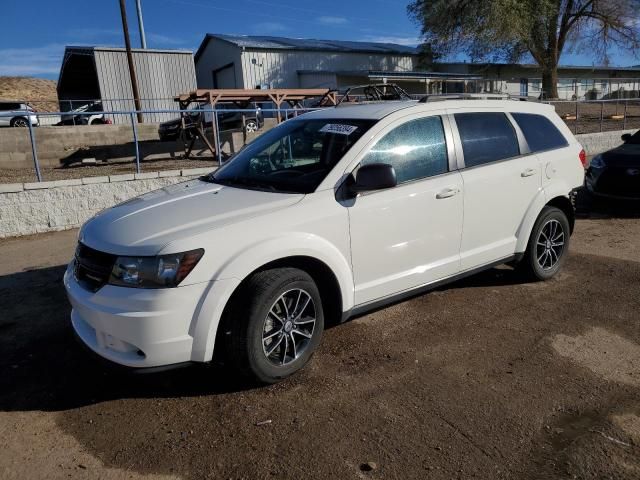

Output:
xmin=622 ymin=133 xmax=632 ymax=142
xmin=351 ymin=163 xmax=397 ymax=193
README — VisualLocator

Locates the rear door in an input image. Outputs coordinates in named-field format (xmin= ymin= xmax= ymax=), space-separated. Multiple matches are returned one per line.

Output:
xmin=451 ymin=110 xmax=542 ymax=270
xmin=510 ymin=111 xmax=583 ymax=192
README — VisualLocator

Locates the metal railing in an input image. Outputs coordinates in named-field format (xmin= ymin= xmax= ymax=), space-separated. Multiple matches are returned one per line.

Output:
xmin=0 ymin=106 xmax=319 ymax=183
xmin=546 ymin=99 xmax=640 ymax=134
xmin=1 ymin=99 xmax=639 ymax=184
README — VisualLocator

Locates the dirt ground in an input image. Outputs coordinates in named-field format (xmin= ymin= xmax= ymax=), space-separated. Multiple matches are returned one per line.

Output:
xmin=1 ymin=199 xmax=640 ymax=479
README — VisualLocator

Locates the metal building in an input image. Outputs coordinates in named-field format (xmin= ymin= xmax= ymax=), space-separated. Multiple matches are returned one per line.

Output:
xmin=57 ymin=46 xmax=197 ymax=123
xmin=194 ymin=34 xmax=421 ymax=91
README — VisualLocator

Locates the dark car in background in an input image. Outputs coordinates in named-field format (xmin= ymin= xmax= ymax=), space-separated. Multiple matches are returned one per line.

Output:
xmin=586 ymin=130 xmax=640 ymax=200
xmin=158 ymin=104 xmax=263 ymax=142
xmin=57 ymin=102 xmax=110 ymax=126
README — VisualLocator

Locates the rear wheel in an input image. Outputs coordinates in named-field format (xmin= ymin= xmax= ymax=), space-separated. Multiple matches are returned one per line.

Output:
xmin=519 ymin=206 xmax=570 ymax=281
xmin=10 ymin=117 xmax=28 ymax=127
xmin=228 ymin=268 xmax=324 ymax=383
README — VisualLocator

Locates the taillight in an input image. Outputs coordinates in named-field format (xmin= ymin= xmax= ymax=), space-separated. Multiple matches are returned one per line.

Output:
xmin=579 ymin=149 xmax=587 ymax=168
xmin=105 ymin=119 xmax=113 ymax=124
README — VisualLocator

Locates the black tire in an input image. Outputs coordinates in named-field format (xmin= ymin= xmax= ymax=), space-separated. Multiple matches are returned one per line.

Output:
xmin=519 ymin=206 xmax=571 ymax=281
xmin=228 ymin=268 xmax=324 ymax=384
xmin=10 ymin=117 xmax=28 ymax=127
xmin=245 ymin=119 xmax=259 ymax=133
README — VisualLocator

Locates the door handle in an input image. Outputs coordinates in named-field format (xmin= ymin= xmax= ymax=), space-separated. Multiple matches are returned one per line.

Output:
xmin=436 ymin=187 xmax=460 ymax=199
xmin=521 ymin=168 xmax=537 ymax=177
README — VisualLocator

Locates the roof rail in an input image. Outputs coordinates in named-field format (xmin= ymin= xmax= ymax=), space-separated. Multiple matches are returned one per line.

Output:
xmin=419 ymin=93 xmax=539 ymax=103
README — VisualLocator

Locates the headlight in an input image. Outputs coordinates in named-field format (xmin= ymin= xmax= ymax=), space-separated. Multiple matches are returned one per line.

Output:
xmin=109 ymin=249 xmax=204 ymax=288
xmin=589 ymin=154 xmax=606 ymax=169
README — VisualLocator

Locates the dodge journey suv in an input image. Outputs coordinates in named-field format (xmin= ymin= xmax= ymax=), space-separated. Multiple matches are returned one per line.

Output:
xmin=65 ymin=98 xmax=585 ymax=383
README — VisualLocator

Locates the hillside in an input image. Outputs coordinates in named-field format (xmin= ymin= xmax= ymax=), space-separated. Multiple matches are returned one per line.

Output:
xmin=0 ymin=76 xmax=58 ymax=111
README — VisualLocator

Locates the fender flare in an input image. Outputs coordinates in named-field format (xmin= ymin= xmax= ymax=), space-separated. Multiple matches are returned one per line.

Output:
xmin=515 ymin=184 xmax=573 ymax=253
xmin=190 ymin=233 xmax=354 ymax=362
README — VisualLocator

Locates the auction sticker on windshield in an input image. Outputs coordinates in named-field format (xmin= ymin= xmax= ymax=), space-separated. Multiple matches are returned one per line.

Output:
xmin=319 ymin=124 xmax=359 ymax=135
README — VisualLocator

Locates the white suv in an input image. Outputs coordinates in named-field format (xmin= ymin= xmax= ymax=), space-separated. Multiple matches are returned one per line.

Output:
xmin=0 ymin=101 xmax=39 ymax=127
xmin=64 ymin=99 xmax=585 ymax=382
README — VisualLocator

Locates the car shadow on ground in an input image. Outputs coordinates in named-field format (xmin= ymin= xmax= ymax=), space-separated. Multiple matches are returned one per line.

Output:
xmin=0 ymin=265 xmax=260 ymax=413
xmin=2 ymin=190 xmax=640 ymax=414
xmin=0 ymin=262 xmax=539 ymax=413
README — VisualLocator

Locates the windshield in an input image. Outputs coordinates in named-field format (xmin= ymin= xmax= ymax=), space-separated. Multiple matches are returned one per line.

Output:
xmin=208 ymin=118 xmax=376 ymax=194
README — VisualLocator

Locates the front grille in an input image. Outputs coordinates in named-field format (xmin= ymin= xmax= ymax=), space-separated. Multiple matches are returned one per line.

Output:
xmin=597 ymin=169 xmax=640 ymax=198
xmin=74 ymin=243 xmax=117 ymax=291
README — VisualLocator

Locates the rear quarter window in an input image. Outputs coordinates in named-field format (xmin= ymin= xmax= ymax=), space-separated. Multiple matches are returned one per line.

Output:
xmin=511 ymin=112 xmax=568 ymax=152
xmin=454 ymin=112 xmax=520 ymax=167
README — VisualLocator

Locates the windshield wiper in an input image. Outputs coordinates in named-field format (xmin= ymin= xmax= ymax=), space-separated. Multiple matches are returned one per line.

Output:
xmin=211 ymin=176 xmax=278 ymax=192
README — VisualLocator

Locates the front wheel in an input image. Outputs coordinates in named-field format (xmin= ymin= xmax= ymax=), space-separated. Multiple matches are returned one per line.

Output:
xmin=228 ymin=268 xmax=324 ymax=383
xmin=245 ymin=119 xmax=259 ymax=133
xmin=519 ymin=206 xmax=571 ymax=281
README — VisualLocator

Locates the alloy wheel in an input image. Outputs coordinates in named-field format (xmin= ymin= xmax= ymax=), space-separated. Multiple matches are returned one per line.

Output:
xmin=262 ymin=288 xmax=316 ymax=366
xmin=536 ymin=219 xmax=565 ymax=270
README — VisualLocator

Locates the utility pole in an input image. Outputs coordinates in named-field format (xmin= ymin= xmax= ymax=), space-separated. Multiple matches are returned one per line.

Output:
xmin=135 ymin=0 xmax=147 ymax=49
xmin=119 ymin=0 xmax=143 ymax=123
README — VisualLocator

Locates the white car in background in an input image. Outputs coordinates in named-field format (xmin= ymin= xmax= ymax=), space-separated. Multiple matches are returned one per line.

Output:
xmin=65 ymin=97 xmax=585 ymax=383
xmin=0 ymin=101 xmax=39 ymax=127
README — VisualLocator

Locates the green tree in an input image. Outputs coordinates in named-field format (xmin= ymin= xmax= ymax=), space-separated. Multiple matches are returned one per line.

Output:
xmin=408 ymin=0 xmax=640 ymax=98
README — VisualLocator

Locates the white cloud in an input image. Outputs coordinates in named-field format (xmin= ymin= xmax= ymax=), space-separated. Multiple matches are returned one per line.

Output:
xmin=318 ymin=16 xmax=348 ymax=25
xmin=362 ymin=35 xmax=421 ymax=46
xmin=254 ymin=22 xmax=288 ymax=34
xmin=145 ymin=32 xmax=189 ymax=46
xmin=0 ymin=44 xmax=65 ymax=76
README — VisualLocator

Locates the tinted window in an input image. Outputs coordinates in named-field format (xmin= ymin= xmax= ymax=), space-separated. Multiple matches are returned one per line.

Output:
xmin=511 ymin=113 xmax=568 ymax=152
xmin=455 ymin=113 xmax=520 ymax=167
xmin=361 ymin=116 xmax=448 ymax=183
xmin=0 ymin=103 xmax=20 ymax=111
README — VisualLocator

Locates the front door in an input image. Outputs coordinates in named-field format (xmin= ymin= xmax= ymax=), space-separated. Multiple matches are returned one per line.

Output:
xmin=345 ymin=114 xmax=464 ymax=305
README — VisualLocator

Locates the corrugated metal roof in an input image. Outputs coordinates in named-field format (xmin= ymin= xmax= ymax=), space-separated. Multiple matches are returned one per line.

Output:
xmin=438 ymin=61 xmax=640 ymax=73
xmin=65 ymin=45 xmax=193 ymax=55
xmin=195 ymin=34 xmax=418 ymax=62
xmin=297 ymin=69 xmax=483 ymax=79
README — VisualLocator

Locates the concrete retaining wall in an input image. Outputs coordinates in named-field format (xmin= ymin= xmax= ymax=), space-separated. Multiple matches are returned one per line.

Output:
xmin=0 ymin=168 xmax=213 ymax=238
xmin=576 ymin=129 xmax=634 ymax=156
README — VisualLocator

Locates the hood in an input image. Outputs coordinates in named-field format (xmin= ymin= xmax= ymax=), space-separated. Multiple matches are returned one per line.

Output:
xmin=602 ymin=143 xmax=640 ymax=168
xmin=80 ymin=179 xmax=304 ymax=256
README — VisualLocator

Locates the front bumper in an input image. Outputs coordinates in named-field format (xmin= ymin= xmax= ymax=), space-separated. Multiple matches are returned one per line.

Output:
xmin=64 ymin=262 xmax=210 ymax=368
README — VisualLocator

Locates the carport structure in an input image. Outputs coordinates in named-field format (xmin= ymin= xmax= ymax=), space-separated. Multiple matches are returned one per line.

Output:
xmin=174 ymin=88 xmax=337 ymax=160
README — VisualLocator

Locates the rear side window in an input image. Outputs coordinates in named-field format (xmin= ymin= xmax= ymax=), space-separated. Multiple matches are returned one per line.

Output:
xmin=0 ymin=103 xmax=19 ymax=111
xmin=454 ymin=112 xmax=520 ymax=167
xmin=511 ymin=113 xmax=568 ymax=152
xmin=361 ymin=116 xmax=448 ymax=184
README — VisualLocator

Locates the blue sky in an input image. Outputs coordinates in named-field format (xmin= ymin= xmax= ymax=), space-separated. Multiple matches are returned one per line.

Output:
xmin=1 ymin=0 xmax=638 ymax=79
